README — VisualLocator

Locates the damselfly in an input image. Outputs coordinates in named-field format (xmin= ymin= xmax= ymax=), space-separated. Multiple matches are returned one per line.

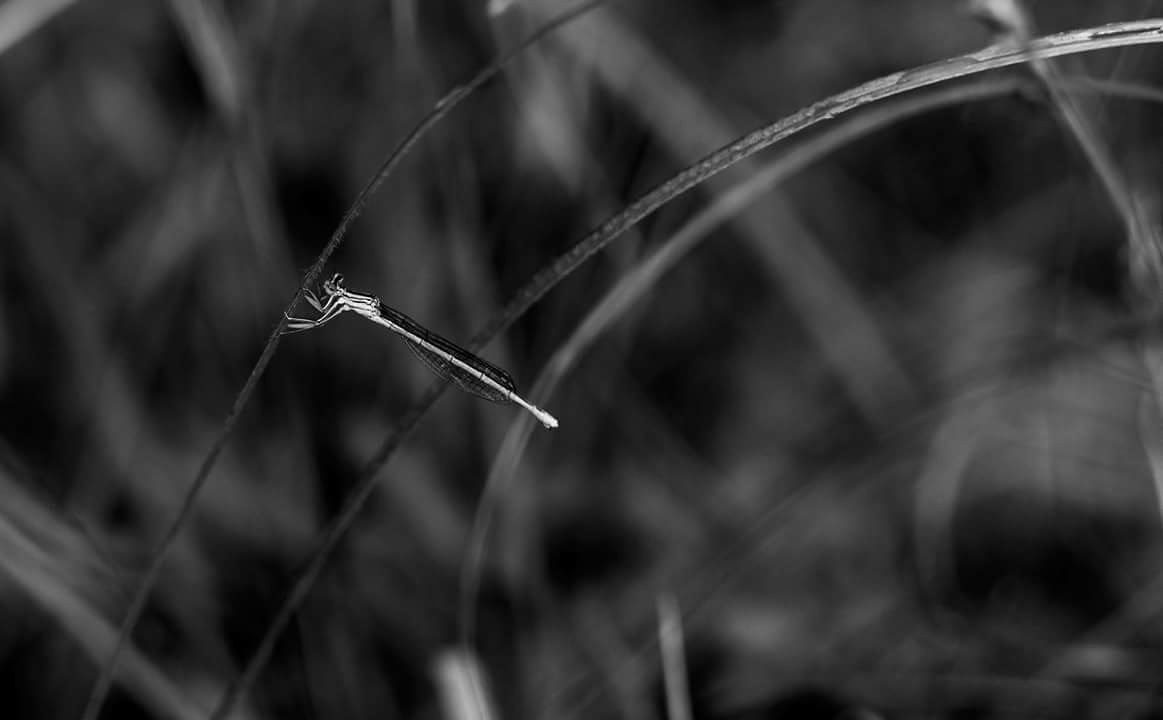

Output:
xmin=283 ymin=274 xmax=559 ymax=429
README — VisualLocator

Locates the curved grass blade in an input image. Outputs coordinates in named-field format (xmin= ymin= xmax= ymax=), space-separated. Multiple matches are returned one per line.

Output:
xmin=209 ymin=16 xmax=1163 ymax=720
xmin=464 ymin=73 xmax=1163 ymax=716
xmin=81 ymin=3 xmax=606 ymax=720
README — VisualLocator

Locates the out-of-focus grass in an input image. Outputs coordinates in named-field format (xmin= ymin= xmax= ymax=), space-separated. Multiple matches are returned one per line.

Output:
xmin=1 ymin=1 xmax=1163 ymax=719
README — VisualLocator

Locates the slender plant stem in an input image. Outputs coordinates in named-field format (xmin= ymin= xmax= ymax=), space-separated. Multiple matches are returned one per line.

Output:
xmin=1001 ymin=2 xmax=1161 ymax=300
xmin=0 ymin=0 xmax=75 ymax=56
xmin=455 ymin=72 xmax=1163 ymax=716
xmin=81 ymin=3 xmax=606 ymax=720
xmin=1021 ymin=1 xmax=1163 ymax=563
xmin=470 ymin=18 xmax=1163 ymax=348
xmin=206 ymin=16 xmax=1163 ymax=720
xmin=453 ymin=79 xmax=1033 ymax=699
xmin=1001 ymin=11 xmax=1163 ymax=707
xmin=657 ymin=594 xmax=693 ymax=720
xmin=483 ymin=73 xmax=1163 ymax=720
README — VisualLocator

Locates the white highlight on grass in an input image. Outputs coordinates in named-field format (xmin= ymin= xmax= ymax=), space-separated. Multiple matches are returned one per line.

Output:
xmin=487 ymin=0 xmax=519 ymax=16
xmin=657 ymin=594 xmax=692 ymax=720
xmin=0 ymin=0 xmax=75 ymax=56
xmin=433 ymin=648 xmax=497 ymax=720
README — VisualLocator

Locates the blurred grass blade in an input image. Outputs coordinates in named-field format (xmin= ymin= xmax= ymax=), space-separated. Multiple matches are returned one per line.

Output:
xmin=0 ymin=487 xmax=209 ymax=720
xmin=224 ymin=17 xmax=1163 ymax=720
xmin=657 ymin=594 xmax=692 ymax=720
xmin=84 ymin=3 xmax=604 ymax=720
xmin=0 ymin=0 xmax=75 ymax=56
xmin=433 ymin=649 xmax=497 ymax=720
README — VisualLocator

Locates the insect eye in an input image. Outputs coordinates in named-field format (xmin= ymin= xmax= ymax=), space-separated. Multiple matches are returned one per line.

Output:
xmin=321 ymin=273 xmax=344 ymax=294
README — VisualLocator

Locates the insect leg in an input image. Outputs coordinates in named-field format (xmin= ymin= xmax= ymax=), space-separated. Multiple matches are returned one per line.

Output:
xmin=304 ymin=287 xmax=326 ymax=312
xmin=282 ymin=297 xmax=349 ymax=334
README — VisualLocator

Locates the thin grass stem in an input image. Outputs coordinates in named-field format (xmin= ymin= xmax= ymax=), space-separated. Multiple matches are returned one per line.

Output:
xmin=458 ymin=70 xmax=1163 ymax=716
xmin=0 ymin=0 xmax=74 ymax=56
xmin=210 ymin=16 xmax=1163 ymax=720
xmin=81 ymin=3 xmax=606 ymax=719
xmin=457 ymin=76 xmax=1033 ymax=714
xmin=657 ymin=594 xmax=693 ymax=720
xmin=978 ymin=14 xmax=1163 ymax=706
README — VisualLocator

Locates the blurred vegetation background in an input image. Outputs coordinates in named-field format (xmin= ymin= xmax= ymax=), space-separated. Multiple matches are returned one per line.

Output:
xmin=1 ymin=0 xmax=1163 ymax=718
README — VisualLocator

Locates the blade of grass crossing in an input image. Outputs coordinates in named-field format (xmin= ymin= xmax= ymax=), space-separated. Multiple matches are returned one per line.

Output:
xmin=210 ymin=17 xmax=1163 ymax=720
xmin=80 ymin=3 xmax=608 ymax=720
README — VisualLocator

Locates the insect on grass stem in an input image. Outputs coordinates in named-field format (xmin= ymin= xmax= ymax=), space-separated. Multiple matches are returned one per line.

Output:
xmin=284 ymin=273 xmax=559 ymax=429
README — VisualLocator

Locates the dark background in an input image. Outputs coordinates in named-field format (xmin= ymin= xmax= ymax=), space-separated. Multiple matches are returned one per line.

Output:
xmin=1 ymin=1 xmax=1163 ymax=718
